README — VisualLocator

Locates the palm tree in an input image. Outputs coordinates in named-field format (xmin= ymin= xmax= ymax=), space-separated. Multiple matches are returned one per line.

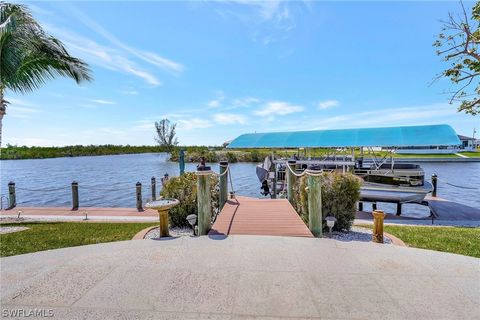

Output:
xmin=0 ymin=2 xmax=92 ymax=146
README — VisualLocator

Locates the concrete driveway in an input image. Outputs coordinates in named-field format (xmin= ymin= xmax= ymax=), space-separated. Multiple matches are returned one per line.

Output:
xmin=1 ymin=236 xmax=478 ymax=319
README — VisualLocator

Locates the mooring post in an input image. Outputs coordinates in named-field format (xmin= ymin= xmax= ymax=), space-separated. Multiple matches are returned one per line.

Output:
xmin=179 ymin=149 xmax=185 ymax=175
xmin=396 ymin=202 xmax=402 ymax=216
xmin=151 ymin=177 xmax=156 ymax=201
xmin=136 ymin=182 xmax=143 ymax=211
xmin=196 ymin=168 xmax=212 ymax=235
xmin=358 ymin=201 xmax=364 ymax=211
xmin=372 ymin=210 xmax=386 ymax=243
xmin=71 ymin=181 xmax=79 ymax=211
xmin=286 ymin=160 xmax=297 ymax=204
xmin=219 ymin=161 xmax=228 ymax=211
xmin=307 ymin=174 xmax=323 ymax=237
xmin=7 ymin=182 xmax=16 ymax=210
xmin=431 ymin=173 xmax=438 ymax=197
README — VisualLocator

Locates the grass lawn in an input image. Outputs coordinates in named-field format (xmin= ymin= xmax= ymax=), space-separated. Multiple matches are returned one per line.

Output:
xmin=0 ymin=222 xmax=156 ymax=257
xmin=360 ymin=224 xmax=480 ymax=258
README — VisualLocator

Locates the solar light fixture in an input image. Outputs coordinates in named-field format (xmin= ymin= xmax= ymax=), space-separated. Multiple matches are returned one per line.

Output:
xmin=325 ymin=216 xmax=337 ymax=238
xmin=83 ymin=210 xmax=88 ymax=221
xmin=186 ymin=214 xmax=197 ymax=235
xmin=17 ymin=210 xmax=23 ymax=219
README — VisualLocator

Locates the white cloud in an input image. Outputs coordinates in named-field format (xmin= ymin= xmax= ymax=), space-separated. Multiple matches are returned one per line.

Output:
xmin=278 ymin=103 xmax=459 ymax=132
xmin=120 ymin=89 xmax=138 ymax=95
xmin=254 ymin=101 xmax=303 ymax=116
xmin=213 ymin=113 xmax=247 ymax=125
xmin=208 ymin=100 xmax=221 ymax=108
xmin=177 ymin=118 xmax=212 ymax=130
xmin=89 ymin=99 xmax=116 ymax=105
xmin=227 ymin=96 xmax=260 ymax=110
xmin=44 ymin=24 xmax=162 ymax=86
xmin=67 ymin=5 xmax=184 ymax=74
xmin=217 ymin=1 xmax=300 ymax=45
xmin=132 ymin=120 xmax=155 ymax=132
xmin=318 ymin=100 xmax=340 ymax=110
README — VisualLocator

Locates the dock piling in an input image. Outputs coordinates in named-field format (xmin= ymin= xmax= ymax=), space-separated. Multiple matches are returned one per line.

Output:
xmin=136 ymin=182 xmax=143 ymax=211
xmin=307 ymin=175 xmax=323 ymax=237
xmin=286 ymin=160 xmax=297 ymax=204
xmin=219 ymin=161 xmax=228 ymax=211
xmin=396 ymin=203 xmax=402 ymax=216
xmin=179 ymin=149 xmax=185 ymax=175
xmin=432 ymin=173 xmax=438 ymax=197
xmin=197 ymin=169 xmax=212 ymax=235
xmin=7 ymin=182 xmax=16 ymax=210
xmin=71 ymin=181 xmax=79 ymax=211
xmin=151 ymin=177 xmax=156 ymax=201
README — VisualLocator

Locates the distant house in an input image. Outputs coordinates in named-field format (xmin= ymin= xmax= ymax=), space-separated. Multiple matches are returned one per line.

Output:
xmin=396 ymin=134 xmax=477 ymax=154
xmin=458 ymin=135 xmax=477 ymax=149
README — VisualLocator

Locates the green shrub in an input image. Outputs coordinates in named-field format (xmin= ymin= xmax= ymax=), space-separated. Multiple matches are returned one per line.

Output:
xmin=292 ymin=172 xmax=362 ymax=231
xmin=160 ymin=172 xmax=219 ymax=227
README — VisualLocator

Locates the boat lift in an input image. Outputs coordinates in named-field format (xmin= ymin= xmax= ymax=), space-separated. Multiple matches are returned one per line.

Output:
xmin=227 ymin=124 xmax=463 ymax=217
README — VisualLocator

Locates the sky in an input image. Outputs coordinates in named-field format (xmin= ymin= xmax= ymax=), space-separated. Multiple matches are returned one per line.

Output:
xmin=4 ymin=0 xmax=480 ymax=147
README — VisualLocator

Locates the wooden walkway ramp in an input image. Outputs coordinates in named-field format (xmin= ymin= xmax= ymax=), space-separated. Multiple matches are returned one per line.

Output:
xmin=209 ymin=196 xmax=313 ymax=237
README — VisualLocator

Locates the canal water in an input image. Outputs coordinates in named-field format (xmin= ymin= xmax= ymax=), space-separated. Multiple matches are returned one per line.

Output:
xmin=1 ymin=153 xmax=479 ymax=215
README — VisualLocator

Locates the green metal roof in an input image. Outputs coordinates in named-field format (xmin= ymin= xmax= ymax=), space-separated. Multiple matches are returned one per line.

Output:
xmin=227 ymin=124 xmax=461 ymax=148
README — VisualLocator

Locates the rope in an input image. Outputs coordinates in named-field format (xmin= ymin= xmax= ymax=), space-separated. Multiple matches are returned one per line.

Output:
xmin=436 ymin=177 xmax=478 ymax=190
xmin=80 ymin=184 xmax=135 ymax=192
xmin=285 ymin=163 xmax=324 ymax=177
xmin=16 ymin=186 xmax=69 ymax=192
xmin=194 ymin=165 xmax=230 ymax=177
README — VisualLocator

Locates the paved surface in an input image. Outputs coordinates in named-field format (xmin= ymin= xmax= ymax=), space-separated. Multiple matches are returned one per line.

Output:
xmin=210 ymin=196 xmax=313 ymax=237
xmin=1 ymin=236 xmax=478 ymax=319
xmin=0 ymin=207 xmax=158 ymax=222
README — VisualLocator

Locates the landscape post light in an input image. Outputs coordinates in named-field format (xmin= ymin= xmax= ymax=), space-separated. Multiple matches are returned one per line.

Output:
xmin=83 ymin=210 xmax=88 ymax=221
xmin=186 ymin=214 xmax=198 ymax=236
xmin=17 ymin=210 xmax=23 ymax=219
xmin=325 ymin=216 xmax=336 ymax=238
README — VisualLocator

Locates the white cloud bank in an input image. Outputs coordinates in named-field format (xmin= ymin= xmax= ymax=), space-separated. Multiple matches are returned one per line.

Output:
xmin=254 ymin=101 xmax=303 ymax=116
xmin=318 ymin=100 xmax=340 ymax=110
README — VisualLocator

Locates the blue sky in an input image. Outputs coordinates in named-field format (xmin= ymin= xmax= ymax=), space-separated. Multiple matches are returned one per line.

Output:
xmin=4 ymin=1 xmax=479 ymax=146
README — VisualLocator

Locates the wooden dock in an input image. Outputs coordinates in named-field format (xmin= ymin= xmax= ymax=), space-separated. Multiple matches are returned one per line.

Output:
xmin=209 ymin=196 xmax=313 ymax=237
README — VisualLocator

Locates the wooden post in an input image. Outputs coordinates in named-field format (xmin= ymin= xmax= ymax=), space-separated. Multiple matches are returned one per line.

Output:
xmin=71 ymin=181 xmax=79 ymax=211
xmin=271 ymin=155 xmax=277 ymax=199
xmin=179 ymin=149 xmax=185 ymax=175
xmin=396 ymin=202 xmax=402 ymax=216
xmin=372 ymin=210 xmax=386 ymax=243
xmin=197 ymin=169 xmax=212 ymax=235
xmin=307 ymin=174 xmax=322 ymax=237
xmin=286 ymin=160 xmax=297 ymax=204
xmin=431 ymin=173 xmax=438 ymax=197
xmin=136 ymin=182 xmax=143 ymax=211
xmin=219 ymin=161 xmax=228 ymax=211
xmin=358 ymin=201 xmax=363 ymax=211
xmin=151 ymin=177 xmax=156 ymax=201
xmin=7 ymin=182 xmax=16 ymax=210
xmin=158 ymin=208 xmax=170 ymax=237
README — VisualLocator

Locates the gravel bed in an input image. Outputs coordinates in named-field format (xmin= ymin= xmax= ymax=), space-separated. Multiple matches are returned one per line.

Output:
xmin=0 ymin=226 xmax=30 ymax=234
xmin=144 ymin=226 xmax=194 ymax=239
xmin=331 ymin=226 xmax=392 ymax=244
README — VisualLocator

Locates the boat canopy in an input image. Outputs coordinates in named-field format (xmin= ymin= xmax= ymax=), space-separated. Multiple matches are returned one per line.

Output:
xmin=227 ymin=124 xmax=461 ymax=148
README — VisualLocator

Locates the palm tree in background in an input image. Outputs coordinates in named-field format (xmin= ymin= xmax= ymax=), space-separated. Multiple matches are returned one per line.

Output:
xmin=0 ymin=2 xmax=92 ymax=146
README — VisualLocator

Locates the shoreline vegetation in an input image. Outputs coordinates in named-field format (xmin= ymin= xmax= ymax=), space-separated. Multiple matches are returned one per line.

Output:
xmin=1 ymin=144 xmax=479 ymax=161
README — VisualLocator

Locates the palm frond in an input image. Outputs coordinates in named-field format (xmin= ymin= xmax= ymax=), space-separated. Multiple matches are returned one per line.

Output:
xmin=0 ymin=2 xmax=92 ymax=93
